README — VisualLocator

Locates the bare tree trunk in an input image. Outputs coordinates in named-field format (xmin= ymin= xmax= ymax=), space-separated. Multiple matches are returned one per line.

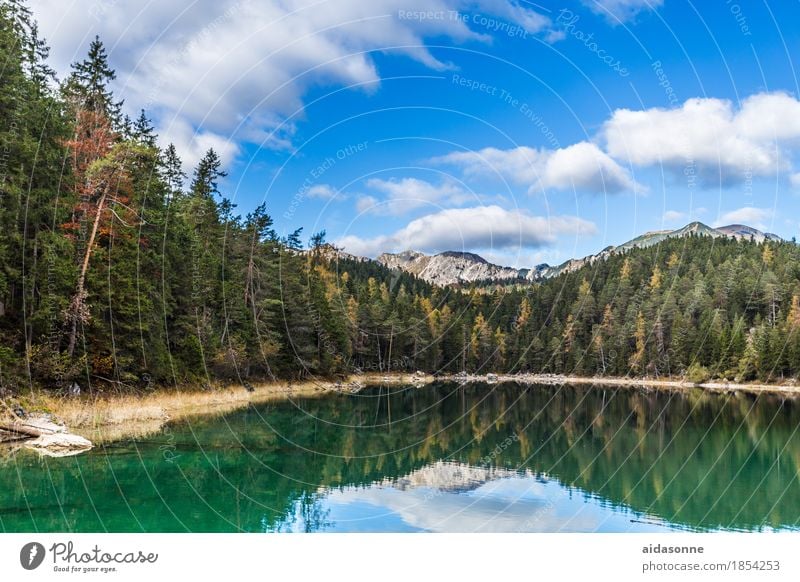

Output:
xmin=66 ymin=186 xmax=108 ymax=357
xmin=0 ymin=421 xmax=46 ymax=438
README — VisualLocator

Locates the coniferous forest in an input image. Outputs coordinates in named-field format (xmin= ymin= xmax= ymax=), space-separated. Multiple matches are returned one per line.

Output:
xmin=3 ymin=0 xmax=800 ymax=397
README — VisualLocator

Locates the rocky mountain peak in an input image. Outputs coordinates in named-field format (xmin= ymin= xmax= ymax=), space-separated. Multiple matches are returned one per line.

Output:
xmin=371 ymin=222 xmax=783 ymax=287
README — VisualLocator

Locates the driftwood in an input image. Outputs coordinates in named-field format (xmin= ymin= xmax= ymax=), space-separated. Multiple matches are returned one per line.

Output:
xmin=0 ymin=417 xmax=92 ymax=456
xmin=0 ymin=421 xmax=46 ymax=438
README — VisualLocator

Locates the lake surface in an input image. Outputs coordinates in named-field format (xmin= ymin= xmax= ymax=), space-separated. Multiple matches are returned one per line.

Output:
xmin=2 ymin=382 xmax=800 ymax=532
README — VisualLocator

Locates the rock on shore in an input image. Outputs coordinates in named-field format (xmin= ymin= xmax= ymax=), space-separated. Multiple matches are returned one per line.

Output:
xmin=0 ymin=414 xmax=93 ymax=457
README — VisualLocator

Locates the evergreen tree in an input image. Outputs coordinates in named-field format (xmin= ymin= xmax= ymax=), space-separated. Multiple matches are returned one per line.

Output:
xmin=132 ymin=109 xmax=157 ymax=147
xmin=161 ymin=143 xmax=186 ymax=199
xmin=62 ymin=35 xmax=122 ymax=122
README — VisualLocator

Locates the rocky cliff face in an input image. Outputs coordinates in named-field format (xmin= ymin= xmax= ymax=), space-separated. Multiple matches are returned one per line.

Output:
xmin=374 ymin=222 xmax=782 ymax=287
xmin=386 ymin=461 xmax=531 ymax=492
xmin=377 ymin=250 xmax=528 ymax=286
xmin=715 ymin=224 xmax=782 ymax=243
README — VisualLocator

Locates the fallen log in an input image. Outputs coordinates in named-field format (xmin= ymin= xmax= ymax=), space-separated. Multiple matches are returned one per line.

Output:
xmin=0 ymin=416 xmax=93 ymax=456
xmin=0 ymin=421 xmax=45 ymax=438
xmin=0 ymin=431 xmax=28 ymax=443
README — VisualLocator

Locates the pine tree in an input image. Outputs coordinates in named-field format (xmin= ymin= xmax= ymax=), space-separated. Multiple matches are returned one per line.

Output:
xmin=470 ymin=312 xmax=492 ymax=371
xmin=161 ymin=143 xmax=186 ymax=200
xmin=63 ymin=35 xmax=122 ymax=122
xmin=191 ymin=148 xmax=226 ymax=200
xmin=132 ymin=109 xmax=157 ymax=147
xmin=629 ymin=311 xmax=647 ymax=374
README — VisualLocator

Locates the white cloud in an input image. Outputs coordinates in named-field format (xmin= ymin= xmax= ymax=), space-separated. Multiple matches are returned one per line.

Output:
xmin=714 ymin=207 xmax=773 ymax=229
xmin=355 ymin=195 xmax=379 ymax=213
xmin=358 ymin=177 xmax=473 ymax=215
xmin=307 ymin=184 xmax=338 ymax=199
xmin=431 ymin=91 xmax=800 ymax=199
xmin=159 ymin=118 xmax=240 ymax=171
xmin=433 ymin=146 xmax=543 ymax=184
xmin=603 ymin=92 xmax=800 ymax=184
xmin=583 ymin=0 xmax=663 ymax=23
xmin=29 ymin=0 xmax=552 ymax=166
xmin=734 ymin=92 xmax=800 ymax=141
xmin=471 ymin=0 xmax=550 ymax=34
xmin=432 ymin=142 xmax=642 ymax=194
xmin=337 ymin=205 xmax=596 ymax=256
xmin=662 ymin=210 xmax=685 ymax=222
xmin=545 ymin=142 xmax=642 ymax=193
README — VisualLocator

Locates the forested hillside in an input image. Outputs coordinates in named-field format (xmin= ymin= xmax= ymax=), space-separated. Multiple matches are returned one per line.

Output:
xmin=340 ymin=233 xmax=800 ymax=384
xmin=1 ymin=0 xmax=799 ymax=395
xmin=0 ymin=1 xmax=364 ymax=390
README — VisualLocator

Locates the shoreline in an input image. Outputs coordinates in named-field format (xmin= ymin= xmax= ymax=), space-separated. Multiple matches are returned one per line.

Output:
xmin=5 ymin=372 xmax=800 ymax=449
xmin=457 ymin=373 xmax=800 ymax=396
xmin=5 ymin=373 xmax=431 ymax=445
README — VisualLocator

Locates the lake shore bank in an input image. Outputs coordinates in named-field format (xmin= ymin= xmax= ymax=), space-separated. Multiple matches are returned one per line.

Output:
xmin=447 ymin=373 xmax=800 ymax=396
xmin=3 ymin=373 xmax=432 ymax=445
xmin=4 ymin=371 xmax=800 ymax=449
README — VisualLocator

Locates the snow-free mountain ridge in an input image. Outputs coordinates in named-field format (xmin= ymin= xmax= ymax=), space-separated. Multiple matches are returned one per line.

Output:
xmin=372 ymin=222 xmax=782 ymax=286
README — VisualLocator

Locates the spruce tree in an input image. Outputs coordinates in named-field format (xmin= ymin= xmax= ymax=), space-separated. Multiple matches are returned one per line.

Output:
xmin=63 ymin=35 xmax=122 ymax=122
xmin=132 ymin=109 xmax=157 ymax=147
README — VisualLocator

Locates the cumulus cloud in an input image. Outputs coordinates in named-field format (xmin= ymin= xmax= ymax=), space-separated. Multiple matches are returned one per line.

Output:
xmin=29 ymin=0 xmax=552 ymax=166
xmin=356 ymin=195 xmax=379 ymax=213
xmin=471 ymin=0 xmax=550 ymax=33
xmin=583 ymin=0 xmax=663 ymax=23
xmin=337 ymin=205 xmax=596 ymax=256
xmin=356 ymin=177 xmax=473 ymax=215
xmin=714 ymin=207 xmax=773 ymax=229
xmin=432 ymin=142 xmax=642 ymax=194
xmin=307 ymin=184 xmax=338 ymax=199
xmin=545 ymin=142 xmax=642 ymax=193
xmin=159 ymin=118 xmax=240 ymax=171
xmin=603 ymin=92 xmax=800 ymax=184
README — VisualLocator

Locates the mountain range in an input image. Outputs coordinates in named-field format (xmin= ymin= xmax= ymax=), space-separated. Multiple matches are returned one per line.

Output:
xmin=372 ymin=222 xmax=782 ymax=286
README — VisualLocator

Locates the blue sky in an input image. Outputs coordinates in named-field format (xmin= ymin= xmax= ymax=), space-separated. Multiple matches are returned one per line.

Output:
xmin=29 ymin=0 xmax=800 ymax=267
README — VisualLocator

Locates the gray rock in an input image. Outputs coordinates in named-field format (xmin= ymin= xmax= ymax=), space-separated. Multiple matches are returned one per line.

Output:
xmin=25 ymin=432 xmax=93 ymax=457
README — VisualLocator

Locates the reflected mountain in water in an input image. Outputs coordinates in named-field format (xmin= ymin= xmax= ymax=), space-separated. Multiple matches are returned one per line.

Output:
xmin=315 ymin=461 xmax=672 ymax=532
xmin=386 ymin=460 xmax=531 ymax=493
xmin=2 ymin=382 xmax=799 ymax=532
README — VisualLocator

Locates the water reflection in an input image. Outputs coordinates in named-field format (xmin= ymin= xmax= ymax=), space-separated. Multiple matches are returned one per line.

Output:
xmin=1 ymin=382 xmax=799 ymax=532
xmin=306 ymin=461 xmax=674 ymax=533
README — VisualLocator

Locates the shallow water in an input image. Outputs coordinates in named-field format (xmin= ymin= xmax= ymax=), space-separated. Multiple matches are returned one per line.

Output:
xmin=2 ymin=382 xmax=799 ymax=532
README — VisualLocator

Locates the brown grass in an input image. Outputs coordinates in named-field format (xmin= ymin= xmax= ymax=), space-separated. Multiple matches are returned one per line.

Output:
xmin=29 ymin=379 xmax=342 ymax=443
xmin=10 ymin=372 xmax=433 ymax=445
xmin=6 ymin=370 xmax=799 ymax=448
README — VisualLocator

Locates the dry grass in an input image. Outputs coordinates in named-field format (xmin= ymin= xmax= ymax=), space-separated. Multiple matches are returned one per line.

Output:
xmin=29 ymin=379 xmax=339 ymax=443
xmin=12 ymin=373 xmax=434 ymax=445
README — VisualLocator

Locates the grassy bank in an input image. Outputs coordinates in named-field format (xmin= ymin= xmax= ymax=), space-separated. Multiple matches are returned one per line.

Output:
xmin=8 ymin=373 xmax=433 ymax=444
xmin=11 ymin=380 xmax=330 ymax=444
xmin=6 ymin=371 xmax=800 ymax=447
